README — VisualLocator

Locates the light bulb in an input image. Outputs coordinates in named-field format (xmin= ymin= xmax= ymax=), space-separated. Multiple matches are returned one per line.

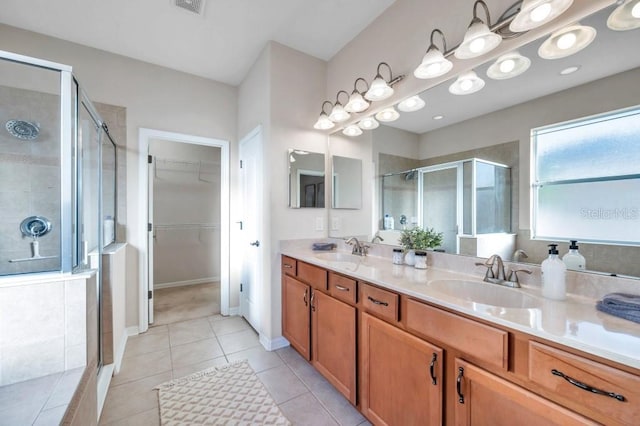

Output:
xmin=531 ymin=3 xmax=552 ymax=22
xmin=469 ymin=37 xmax=486 ymax=54
xmin=358 ymin=117 xmax=379 ymax=130
xmin=633 ymin=2 xmax=640 ymax=18
xmin=499 ymin=59 xmax=516 ymax=73
xmin=556 ymin=32 xmax=577 ymax=50
xmin=460 ymin=79 xmax=474 ymax=92
xmin=343 ymin=125 xmax=363 ymax=137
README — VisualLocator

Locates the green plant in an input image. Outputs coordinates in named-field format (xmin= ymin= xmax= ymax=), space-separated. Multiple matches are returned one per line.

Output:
xmin=399 ymin=226 xmax=443 ymax=251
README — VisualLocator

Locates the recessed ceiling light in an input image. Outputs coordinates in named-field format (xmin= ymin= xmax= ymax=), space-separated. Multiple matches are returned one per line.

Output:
xmin=433 ymin=115 xmax=444 ymax=120
xmin=560 ymin=65 xmax=580 ymax=75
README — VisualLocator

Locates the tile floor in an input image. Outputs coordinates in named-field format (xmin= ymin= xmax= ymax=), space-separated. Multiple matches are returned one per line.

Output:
xmin=99 ymin=315 xmax=371 ymax=425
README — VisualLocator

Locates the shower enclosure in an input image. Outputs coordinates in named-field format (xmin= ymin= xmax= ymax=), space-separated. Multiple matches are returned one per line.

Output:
xmin=0 ymin=49 xmax=117 ymax=387
xmin=382 ymin=158 xmax=511 ymax=255
xmin=0 ymin=51 xmax=116 ymax=276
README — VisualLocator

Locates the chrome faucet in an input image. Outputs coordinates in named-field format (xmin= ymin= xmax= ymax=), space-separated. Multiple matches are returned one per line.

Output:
xmin=371 ymin=232 xmax=384 ymax=244
xmin=345 ymin=237 xmax=370 ymax=256
xmin=475 ymin=254 xmax=531 ymax=288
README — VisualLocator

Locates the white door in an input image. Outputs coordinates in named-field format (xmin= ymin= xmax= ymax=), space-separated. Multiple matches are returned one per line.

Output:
xmin=148 ymin=154 xmax=155 ymax=324
xmin=239 ymin=128 xmax=263 ymax=332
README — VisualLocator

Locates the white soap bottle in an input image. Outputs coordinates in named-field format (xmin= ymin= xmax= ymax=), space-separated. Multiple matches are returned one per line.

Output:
xmin=541 ymin=244 xmax=567 ymax=301
xmin=562 ymin=240 xmax=586 ymax=271
xmin=384 ymin=214 xmax=394 ymax=230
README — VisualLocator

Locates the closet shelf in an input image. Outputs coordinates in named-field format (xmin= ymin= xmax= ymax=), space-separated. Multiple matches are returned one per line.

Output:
xmin=154 ymin=223 xmax=219 ymax=231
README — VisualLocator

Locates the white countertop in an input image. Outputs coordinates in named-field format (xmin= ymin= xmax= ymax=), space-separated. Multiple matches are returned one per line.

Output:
xmin=282 ymin=247 xmax=640 ymax=371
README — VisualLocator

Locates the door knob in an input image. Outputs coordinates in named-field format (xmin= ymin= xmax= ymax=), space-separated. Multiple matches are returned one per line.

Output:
xmin=250 ymin=240 xmax=260 ymax=247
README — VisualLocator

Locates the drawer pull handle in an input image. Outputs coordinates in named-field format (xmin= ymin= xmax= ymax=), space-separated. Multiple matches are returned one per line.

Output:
xmin=303 ymin=289 xmax=308 ymax=307
xmin=367 ymin=296 xmax=389 ymax=307
xmin=456 ymin=367 xmax=465 ymax=403
xmin=283 ymin=264 xmax=293 ymax=269
xmin=429 ymin=353 xmax=437 ymax=385
xmin=335 ymin=285 xmax=350 ymax=292
xmin=551 ymin=369 xmax=626 ymax=402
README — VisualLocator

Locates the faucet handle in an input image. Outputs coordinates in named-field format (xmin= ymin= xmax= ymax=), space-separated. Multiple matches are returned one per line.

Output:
xmin=475 ymin=261 xmax=495 ymax=280
xmin=508 ymin=268 xmax=532 ymax=284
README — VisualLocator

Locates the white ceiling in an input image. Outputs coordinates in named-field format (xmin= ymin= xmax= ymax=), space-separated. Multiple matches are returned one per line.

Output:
xmin=0 ymin=0 xmax=395 ymax=86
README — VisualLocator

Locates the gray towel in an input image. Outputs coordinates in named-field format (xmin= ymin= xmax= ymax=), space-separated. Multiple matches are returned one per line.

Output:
xmin=312 ymin=242 xmax=336 ymax=251
xmin=596 ymin=293 xmax=640 ymax=324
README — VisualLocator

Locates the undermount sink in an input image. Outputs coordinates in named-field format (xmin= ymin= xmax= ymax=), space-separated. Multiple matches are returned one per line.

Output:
xmin=427 ymin=280 xmax=541 ymax=309
xmin=313 ymin=252 xmax=364 ymax=263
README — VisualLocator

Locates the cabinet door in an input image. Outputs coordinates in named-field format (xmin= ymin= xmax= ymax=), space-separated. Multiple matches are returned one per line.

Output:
xmin=361 ymin=312 xmax=443 ymax=426
xmin=312 ymin=290 xmax=357 ymax=404
xmin=454 ymin=359 xmax=597 ymax=426
xmin=282 ymin=275 xmax=311 ymax=360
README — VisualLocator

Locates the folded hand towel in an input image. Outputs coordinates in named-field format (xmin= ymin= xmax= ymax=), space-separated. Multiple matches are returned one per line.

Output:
xmin=312 ymin=242 xmax=336 ymax=251
xmin=596 ymin=293 xmax=640 ymax=324
xmin=601 ymin=293 xmax=640 ymax=310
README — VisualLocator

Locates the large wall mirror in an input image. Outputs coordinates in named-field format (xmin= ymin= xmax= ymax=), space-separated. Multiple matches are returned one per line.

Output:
xmin=328 ymin=3 xmax=640 ymax=278
xmin=288 ymin=149 xmax=325 ymax=208
xmin=332 ymin=155 xmax=362 ymax=209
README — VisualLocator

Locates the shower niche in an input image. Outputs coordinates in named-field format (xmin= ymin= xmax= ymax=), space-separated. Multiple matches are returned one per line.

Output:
xmin=381 ymin=158 xmax=513 ymax=257
xmin=0 ymin=53 xmax=117 ymax=276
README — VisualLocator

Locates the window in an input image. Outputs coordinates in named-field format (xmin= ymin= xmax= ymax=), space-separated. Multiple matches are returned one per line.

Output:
xmin=532 ymin=106 xmax=640 ymax=245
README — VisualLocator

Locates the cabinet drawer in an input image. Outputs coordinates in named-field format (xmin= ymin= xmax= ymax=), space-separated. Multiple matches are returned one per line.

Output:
xmin=361 ymin=283 xmax=399 ymax=322
xmin=529 ymin=341 xmax=640 ymax=425
xmin=405 ymin=299 xmax=508 ymax=370
xmin=329 ymin=272 xmax=357 ymax=305
xmin=281 ymin=256 xmax=297 ymax=276
xmin=297 ymin=261 xmax=327 ymax=291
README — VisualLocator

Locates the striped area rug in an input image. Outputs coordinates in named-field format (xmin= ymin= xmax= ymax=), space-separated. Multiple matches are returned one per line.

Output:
xmin=156 ymin=360 xmax=290 ymax=425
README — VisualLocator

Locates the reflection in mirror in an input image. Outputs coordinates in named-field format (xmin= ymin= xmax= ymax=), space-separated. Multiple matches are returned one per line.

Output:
xmin=332 ymin=155 xmax=362 ymax=209
xmin=336 ymin=3 xmax=640 ymax=278
xmin=288 ymin=149 xmax=325 ymax=208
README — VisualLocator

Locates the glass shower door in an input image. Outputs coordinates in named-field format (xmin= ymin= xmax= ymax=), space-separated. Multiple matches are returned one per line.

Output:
xmin=421 ymin=167 xmax=460 ymax=253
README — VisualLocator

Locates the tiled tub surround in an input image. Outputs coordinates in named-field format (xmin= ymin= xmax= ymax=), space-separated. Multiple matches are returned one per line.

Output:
xmin=280 ymin=239 xmax=640 ymax=370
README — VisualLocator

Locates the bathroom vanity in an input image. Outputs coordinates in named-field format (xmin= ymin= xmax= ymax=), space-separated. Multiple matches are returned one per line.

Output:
xmin=281 ymin=249 xmax=640 ymax=425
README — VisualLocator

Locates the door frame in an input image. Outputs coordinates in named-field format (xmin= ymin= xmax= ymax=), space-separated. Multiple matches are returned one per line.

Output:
xmin=138 ymin=128 xmax=230 ymax=333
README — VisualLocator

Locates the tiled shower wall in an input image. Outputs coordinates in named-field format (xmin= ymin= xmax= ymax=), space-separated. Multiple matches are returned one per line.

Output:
xmin=0 ymin=85 xmax=61 ymax=275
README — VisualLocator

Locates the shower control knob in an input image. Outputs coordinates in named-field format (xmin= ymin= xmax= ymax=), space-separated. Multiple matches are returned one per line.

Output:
xmin=250 ymin=240 xmax=260 ymax=247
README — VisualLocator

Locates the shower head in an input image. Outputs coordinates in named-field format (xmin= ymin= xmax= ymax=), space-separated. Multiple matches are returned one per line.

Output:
xmin=5 ymin=120 xmax=40 ymax=140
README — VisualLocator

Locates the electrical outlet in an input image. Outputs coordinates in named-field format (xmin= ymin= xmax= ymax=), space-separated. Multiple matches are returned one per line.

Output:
xmin=331 ymin=217 xmax=340 ymax=231
xmin=315 ymin=217 xmax=324 ymax=231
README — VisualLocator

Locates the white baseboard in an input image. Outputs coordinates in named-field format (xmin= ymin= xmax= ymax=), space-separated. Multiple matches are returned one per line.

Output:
xmin=154 ymin=277 xmax=219 ymax=289
xmin=114 ymin=333 xmax=128 ymax=375
xmin=97 ymin=364 xmax=115 ymax=420
xmin=126 ymin=326 xmax=140 ymax=336
xmin=260 ymin=335 xmax=290 ymax=351
xmin=228 ymin=306 xmax=240 ymax=316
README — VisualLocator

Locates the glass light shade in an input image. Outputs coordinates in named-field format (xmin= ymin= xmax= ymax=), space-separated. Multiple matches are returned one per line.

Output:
xmin=358 ymin=117 xmax=380 ymax=130
xmin=454 ymin=20 xmax=502 ymax=59
xmin=509 ymin=0 xmax=574 ymax=32
xmin=538 ymin=24 xmax=596 ymax=59
xmin=375 ymin=107 xmax=400 ymax=122
xmin=343 ymin=125 xmax=363 ymax=137
xmin=607 ymin=0 xmax=640 ymax=31
xmin=365 ymin=76 xmax=394 ymax=101
xmin=313 ymin=112 xmax=335 ymax=130
xmin=486 ymin=51 xmax=531 ymax=80
xmin=344 ymin=91 xmax=370 ymax=113
xmin=329 ymin=102 xmax=350 ymax=123
xmin=414 ymin=47 xmax=453 ymax=79
xmin=398 ymin=95 xmax=426 ymax=112
xmin=449 ymin=71 xmax=485 ymax=95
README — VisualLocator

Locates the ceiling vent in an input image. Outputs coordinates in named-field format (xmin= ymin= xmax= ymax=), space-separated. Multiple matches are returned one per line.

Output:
xmin=174 ymin=0 xmax=205 ymax=15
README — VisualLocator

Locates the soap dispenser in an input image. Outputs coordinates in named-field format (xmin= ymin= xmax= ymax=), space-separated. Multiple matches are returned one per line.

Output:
xmin=562 ymin=240 xmax=586 ymax=271
xmin=541 ymin=244 xmax=566 ymax=301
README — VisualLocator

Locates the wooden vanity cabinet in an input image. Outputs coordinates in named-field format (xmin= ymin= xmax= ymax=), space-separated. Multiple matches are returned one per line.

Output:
xmin=311 ymin=290 xmax=357 ymax=404
xmin=454 ymin=358 xmax=595 ymax=426
xmin=361 ymin=312 xmax=443 ymax=425
xmin=281 ymin=258 xmax=356 ymax=403
xmin=282 ymin=274 xmax=311 ymax=360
